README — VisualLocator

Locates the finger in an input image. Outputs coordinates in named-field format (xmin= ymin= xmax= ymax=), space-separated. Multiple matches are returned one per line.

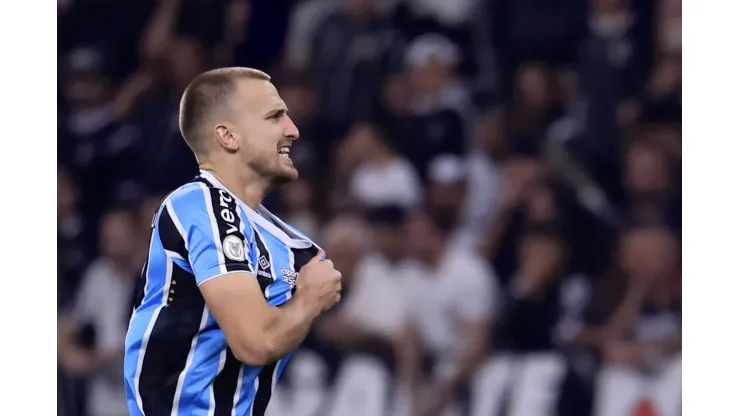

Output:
xmin=308 ymin=249 xmax=326 ymax=265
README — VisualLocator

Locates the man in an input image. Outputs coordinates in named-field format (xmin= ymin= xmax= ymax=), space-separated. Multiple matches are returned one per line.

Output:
xmin=315 ymin=206 xmax=414 ymax=416
xmin=316 ymin=206 xmax=409 ymax=358
xmin=123 ymin=67 xmax=343 ymax=416
xmin=399 ymin=211 xmax=498 ymax=416
xmin=59 ymin=207 xmax=147 ymax=416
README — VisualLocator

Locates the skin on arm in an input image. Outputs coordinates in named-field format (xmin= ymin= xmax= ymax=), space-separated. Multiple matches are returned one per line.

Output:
xmin=58 ymin=316 xmax=97 ymax=375
xmin=57 ymin=269 xmax=99 ymax=376
xmin=170 ymin=183 xmax=340 ymax=367
xmin=139 ymin=0 xmax=182 ymax=62
xmin=315 ymin=313 xmax=396 ymax=357
xmin=440 ymin=320 xmax=491 ymax=388
xmin=424 ymin=259 xmax=496 ymax=415
xmin=395 ymin=325 xmax=422 ymax=387
xmin=199 ymin=251 xmax=332 ymax=366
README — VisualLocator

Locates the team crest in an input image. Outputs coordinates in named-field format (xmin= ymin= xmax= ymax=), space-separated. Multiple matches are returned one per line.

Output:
xmin=222 ymin=235 xmax=245 ymax=261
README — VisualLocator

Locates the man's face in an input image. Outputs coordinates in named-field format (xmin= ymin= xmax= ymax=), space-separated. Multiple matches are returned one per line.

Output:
xmin=428 ymin=181 xmax=465 ymax=212
xmin=101 ymin=211 xmax=139 ymax=260
xmin=324 ymin=238 xmax=363 ymax=281
xmin=409 ymin=59 xmax=452 ymax=96
xmin=523 ymin=183 xmax=558 ymax=223
xmin=515 ymin=64 xmax=550 ymax=107
xmin=404 ymin=214 xmax=440 ymax=262
xmin=371 ymin=225 xmax=402 ymax=258
xmin=63 ymin=73 xmax=110 ymax=109
xmin=232 ymin=79 xmax=300 ymax=186
xmin=619 ymin=229 xmax=678 ymax=282
xmin=624 ymin=143 xmax=670 ymax=197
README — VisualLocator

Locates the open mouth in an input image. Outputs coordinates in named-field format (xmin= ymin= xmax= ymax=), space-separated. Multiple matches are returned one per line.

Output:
xmin=278 ymin=145 xmax=292 ymax=162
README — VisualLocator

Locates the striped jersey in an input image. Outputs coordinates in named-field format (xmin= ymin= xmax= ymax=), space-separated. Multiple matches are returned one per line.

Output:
xmin=124 ymin=170 xmax=320 ymax=416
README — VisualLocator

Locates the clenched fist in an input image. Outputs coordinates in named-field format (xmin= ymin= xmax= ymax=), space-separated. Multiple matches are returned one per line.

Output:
xmin=296 ymin=250 xmax=342 ymax=312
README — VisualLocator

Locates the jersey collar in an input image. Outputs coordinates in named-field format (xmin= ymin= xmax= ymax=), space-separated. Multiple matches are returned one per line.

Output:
xmin=198 ymin=170 xmax=314 ymax=249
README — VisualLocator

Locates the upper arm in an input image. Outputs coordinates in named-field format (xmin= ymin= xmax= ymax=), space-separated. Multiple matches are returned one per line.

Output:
xmin=167 ymin=185 xmax=258 ymax=286
xmin=199 ymin=271 xmax=275 ymax=365
xmin=457 ymin=257 xmax=497 ymax=322
xmin=167 ymin=185 xmax=272 ymax=364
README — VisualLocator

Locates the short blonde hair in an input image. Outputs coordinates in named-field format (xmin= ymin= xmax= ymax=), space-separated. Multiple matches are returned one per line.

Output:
xmin=178 ymin=67 xmax=271 ymax=152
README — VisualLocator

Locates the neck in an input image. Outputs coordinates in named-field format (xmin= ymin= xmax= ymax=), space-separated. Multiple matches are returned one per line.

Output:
xmin=423 ymin=243 xmax=447 ymax=270
xmin=372 ymin=148 xmax=395 ymax=165
xmin=111 ymin=255 xmax=136 ymax=276
xmin=199 ymin=159 xmax=267 ymax=209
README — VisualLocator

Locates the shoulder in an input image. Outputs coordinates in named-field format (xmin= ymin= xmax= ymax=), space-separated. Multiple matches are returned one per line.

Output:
xmin=160 ymin=182 xmax=254 ymax=238
xmin=393 ymin=157 xmax=419 ymax=177
xmin=350 ymin=163 xmax=372 ymax=181
xmin=448 ymin=248 xmax=494 ymax=280
xmin=166 ymin=181 xmax=214 ymax=211
xmin=165 ymin=181 xmax=239 ymax=220
xmin=80 ymin=259 xmax=116 ymax=293
xmin=150 ymin=182 xmax=210 ymax=229
xmin=397 ymin=260 xmax=426 ymax=282
xmin=84 ymin=258 xmax=115 ymax=276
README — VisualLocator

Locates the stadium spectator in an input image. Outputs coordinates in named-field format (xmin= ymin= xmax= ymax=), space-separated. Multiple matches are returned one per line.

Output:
xmin=58 ymin=207 xmax=147 ymax=416
xmin=57 ymin=1 xmax=682 ymax=414
xmin=343 ymin=123 xmax=423 ymax=210
xmin=399 ymin=211 xmax=498 ymax=416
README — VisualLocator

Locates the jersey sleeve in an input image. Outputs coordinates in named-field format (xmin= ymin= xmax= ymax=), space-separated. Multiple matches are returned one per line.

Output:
xmin=166 ymin=184 xmax=258 ymax=286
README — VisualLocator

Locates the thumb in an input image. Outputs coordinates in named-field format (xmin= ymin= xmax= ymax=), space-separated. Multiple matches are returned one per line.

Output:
xmin=307 ymin=249 xmax=325 ymax=265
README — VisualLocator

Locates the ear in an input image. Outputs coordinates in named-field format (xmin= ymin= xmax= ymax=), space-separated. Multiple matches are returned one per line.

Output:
xmin=214 ymin=123 xmax=240 ymax=152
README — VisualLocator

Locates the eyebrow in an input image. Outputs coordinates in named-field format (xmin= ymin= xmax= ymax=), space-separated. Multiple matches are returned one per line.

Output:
xmin=265 ymin=107 xmax=288 ymax=118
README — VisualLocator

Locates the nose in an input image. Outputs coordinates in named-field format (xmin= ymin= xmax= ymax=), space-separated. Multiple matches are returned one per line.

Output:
xmin=283 ymin=116 xmax=300 ymax=141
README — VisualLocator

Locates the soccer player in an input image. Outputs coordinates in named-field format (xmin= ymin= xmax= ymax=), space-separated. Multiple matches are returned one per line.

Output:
xmin=123 ymin=68 xmax=343 ymax=416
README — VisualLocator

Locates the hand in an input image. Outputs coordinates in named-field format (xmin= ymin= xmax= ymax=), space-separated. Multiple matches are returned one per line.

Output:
xmin=410 ymin=381 xmax=454 ymax=416
xmin=224 ymin=0 xmax=250 ymax=44
xmin=425 ymin=380 xmax=455 ymax=416
xmin=315 ymin=316 xmax=364 ymax=348
xmin=296 ymin=250 xmax=342 ymax=312
xmin=501 ymin=159 xmax=541 ymax=207
xmin=60 ymin=348 xmax=97 ymax=376
xmin=603 ymin=341 xmax=643 ymax=367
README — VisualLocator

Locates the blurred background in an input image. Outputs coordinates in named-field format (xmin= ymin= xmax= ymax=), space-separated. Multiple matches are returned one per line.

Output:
xmin=57 ymin=0 xmax=681 ymax=415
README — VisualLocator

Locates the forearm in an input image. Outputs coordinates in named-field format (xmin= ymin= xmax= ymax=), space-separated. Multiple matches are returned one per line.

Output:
xmin=642 ymin=332 xmax=682 ymax=357
xmin=605 ymin=286 xmax=646 ymax=339
xmin=140 ymin=0 xmax=181 ymax=60
xmin=57 ymin=319 xmax=82 ymax=356
xmin=574 ymin=325 xmax=605 ymax=349
xmin=395 ymin=333 xmax=421 ymax=386
xmin=352 ymin=333 xmax=395 ymax=359
xmin=443 ymin=334 xmax=489 ymax=387
xmin=261 ymin=294 xmax=323 ymax=361
xmin=480 ymin=206 xmax=515 ymax=259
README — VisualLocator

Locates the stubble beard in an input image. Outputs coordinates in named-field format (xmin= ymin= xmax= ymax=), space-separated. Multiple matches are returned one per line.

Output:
xmin=247 ymin=154 xmax=298 ymax=190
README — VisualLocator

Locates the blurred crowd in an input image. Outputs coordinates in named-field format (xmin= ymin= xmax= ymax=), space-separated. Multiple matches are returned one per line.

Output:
xmin=57 ymin=0 xmax=681 ymax=415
